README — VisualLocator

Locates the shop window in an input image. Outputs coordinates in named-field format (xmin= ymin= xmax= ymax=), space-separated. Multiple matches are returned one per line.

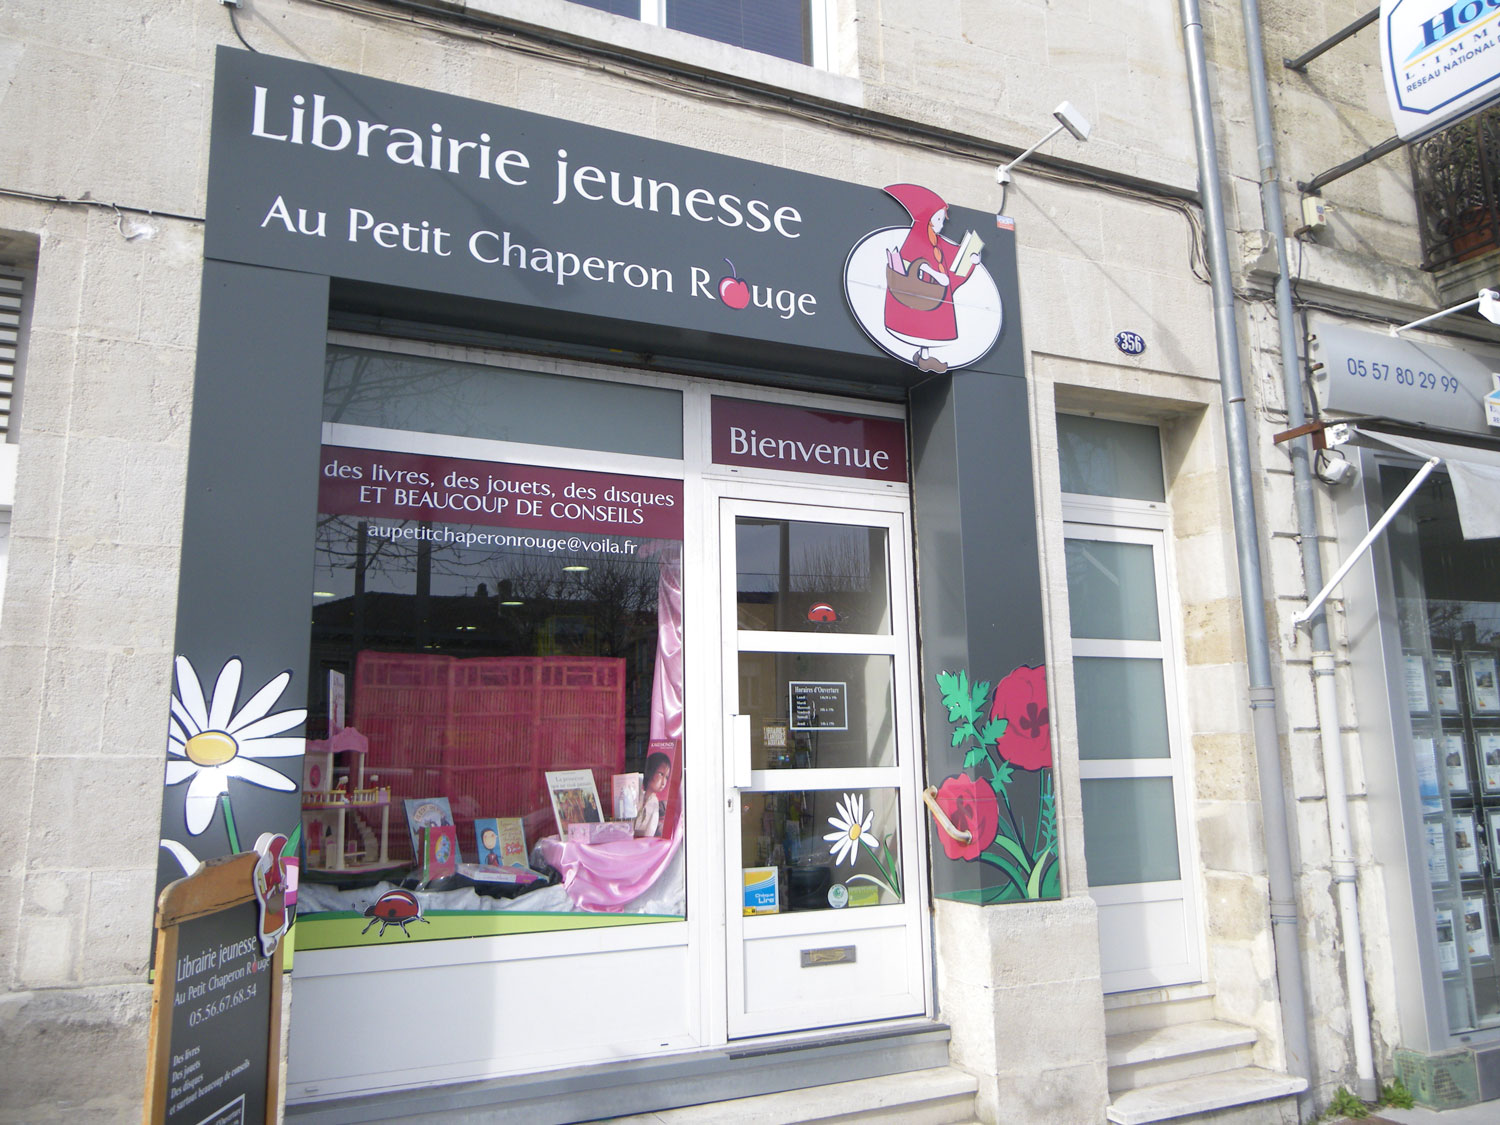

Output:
xmin=1384 ymin=464 xmax=1500 ymax=1033
xmin=298 ymin=346 xmax=686 ymax=947
xmin=565 ymin=0 xmax=818 ymax=66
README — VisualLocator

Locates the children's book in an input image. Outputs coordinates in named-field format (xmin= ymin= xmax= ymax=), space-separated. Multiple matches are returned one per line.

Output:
xmin=421 ymin=824 xmax=458 ymax=884
xmin=639 ymin=737 xmax=682 ymax=839
xmin=545 ymin=769 xmax=604 ymax=837
xmin=952 ymin=229 xmax=984 ymax=277
xmin=457 ymin=862 xmax=542 ymax=885
xmin=496 ymin=817 xmax=528 ymax=868
xmin=473 ymin=817 xmax=503 ymax=867
xmin=613 ymin=773 xmax=643 ymax=820
xmin=404 ymin=797 xmax=456 ymax=863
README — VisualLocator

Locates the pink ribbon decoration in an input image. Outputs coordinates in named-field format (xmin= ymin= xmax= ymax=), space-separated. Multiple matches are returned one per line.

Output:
xmin=538 ymin=544 xmax=685 ymax=911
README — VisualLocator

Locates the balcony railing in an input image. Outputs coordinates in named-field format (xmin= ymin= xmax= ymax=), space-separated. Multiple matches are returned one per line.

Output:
xmin=1410 ymin=105 xmax=1500 ymax=271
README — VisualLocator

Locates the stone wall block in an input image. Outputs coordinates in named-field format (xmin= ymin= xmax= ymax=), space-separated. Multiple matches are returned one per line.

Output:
xmin=0 ymin=755 xmax=37 ymax=881
xmin=118 ymin=441 xmax=190 ymax=548
xmin=1185 ymin=661 xmax=1251 ymax=735
xmin=70 ymin=336 xmax=193 ymax=445
xmin=102 ymin=650 xmax=174 ymax=758
xmin=39 ymin=646 xmax=110 ymax=757
xmin=50 ymin=542 xmax=181 ymax=649
xmin=134 ymin=224 xmax=205 ymax=351
xmin=1182 ymin=597 xmax=1244 ymax=666
xmin=1287 ymin=727 xmax=1329 ymax=801
xmin=14 ymin=326 xmax=80 ymax=438
xmin=28 ymin=757 xmax=163 ymax=871
xmin=16 ymin=914 xmax=76 ymax=985
xmin=83 ymin=868 xmax=156 ymax=979
xmin=77 ymin=234 xmax=148 ymax=343
xmin=1197 ymin=798 xmax=1269 ymax=876
xmin=57 ymin=438 xmax=127 ymax=544
xmin=1193 ymin=731 xmax=1258 ymax=801
xmin=1204 ymin=869 xmax=1273 ymax=943
xmin=935 ymin=897 xmax=1108 ymax=1123
xmin=1172 ymin=528 xmax=1237 ymax=608
xmin=0 ymin=985 xmax=150 ymax=1120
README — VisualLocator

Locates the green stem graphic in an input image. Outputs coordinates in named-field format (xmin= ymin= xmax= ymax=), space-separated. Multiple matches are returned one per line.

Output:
xmin=978 ymin=850 xmax=1029 ymax=895
xmin=220 ymin=793 xmax=241 ymax=853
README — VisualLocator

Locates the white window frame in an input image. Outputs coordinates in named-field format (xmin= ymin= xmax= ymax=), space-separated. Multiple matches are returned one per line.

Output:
xmin=629 ymin=0 xmax=832 ymax=70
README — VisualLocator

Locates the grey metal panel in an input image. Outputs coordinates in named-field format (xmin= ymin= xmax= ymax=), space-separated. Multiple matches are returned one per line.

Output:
xmin=910 ymin=371 xmax=1053 ymax=903
xmin=156 ymin=260 xmax=329 ymax=886
xmin=1313 ymin=323 xmax=1500 ymax=438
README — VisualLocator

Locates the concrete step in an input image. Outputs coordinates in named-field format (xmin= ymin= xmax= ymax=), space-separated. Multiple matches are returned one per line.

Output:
xmin=1105 ymin=1066 xmax=1308 ymax=1125
xmin=1104 ymin=985 xmax=1217 ymax=1037
xmin=599 ymin=1066 xmax=979 ymax=1124
xmin=1107 ymin=1019 xmax=1259 ymax=1092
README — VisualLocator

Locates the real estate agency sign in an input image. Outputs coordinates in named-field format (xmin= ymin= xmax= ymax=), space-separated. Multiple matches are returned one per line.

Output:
xmin=1381 ymin=0 xmax=1500 ymax=140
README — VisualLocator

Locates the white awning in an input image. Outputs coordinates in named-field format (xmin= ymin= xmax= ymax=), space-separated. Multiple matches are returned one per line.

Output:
xmin=1360 ymin=430 xmax=1500 ymax=541
xmin=1292 ymin=426 xmax=1500 ymax=628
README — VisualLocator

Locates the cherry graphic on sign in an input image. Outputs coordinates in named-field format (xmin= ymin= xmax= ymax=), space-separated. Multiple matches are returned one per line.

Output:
xmin=808 ymin=603 xmax=838 ymax=623
xmin=719 ymin=258 xmax=750 ymax=309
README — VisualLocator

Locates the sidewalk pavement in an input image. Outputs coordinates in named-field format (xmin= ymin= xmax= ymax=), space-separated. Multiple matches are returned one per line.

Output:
xmin=1365 ymin=1104 xmax=1499 ymax=1125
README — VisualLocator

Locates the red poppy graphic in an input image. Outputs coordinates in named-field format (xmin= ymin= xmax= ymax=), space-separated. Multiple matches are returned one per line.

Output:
xmin=932 ymin=773 xmax=999 ymax=861
xmin=988 ymin=664 xmax=1051 ymax=771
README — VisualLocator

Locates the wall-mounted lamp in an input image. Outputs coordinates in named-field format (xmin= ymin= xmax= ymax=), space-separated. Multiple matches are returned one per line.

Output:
xmin=995 ymin=102 xmax=1092 ymax=187
xmin=1389 ymin=288 xmax=1500 ymax=336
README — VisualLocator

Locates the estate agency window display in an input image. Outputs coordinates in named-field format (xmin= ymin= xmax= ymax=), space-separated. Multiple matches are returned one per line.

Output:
xmin=1388 ymin=464 xmax=1500 ymax=1033
xmin=294 ymin=346 xmax=688 ymax=945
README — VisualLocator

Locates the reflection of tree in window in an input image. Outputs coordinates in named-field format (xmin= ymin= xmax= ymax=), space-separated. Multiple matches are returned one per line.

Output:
xmin=324 ymin=349 xmax=493 ymax=434
xmin=737 ymin=520 xmax=886 ymax=632
xmin=309 ymin=517 xmax=666 ymax=757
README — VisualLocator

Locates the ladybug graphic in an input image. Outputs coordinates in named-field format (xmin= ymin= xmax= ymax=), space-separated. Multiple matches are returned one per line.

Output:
xmin=807 ymin=603 xmax=838 ymax=623
xmin=361 ymin=889 xmax=431 ymax=938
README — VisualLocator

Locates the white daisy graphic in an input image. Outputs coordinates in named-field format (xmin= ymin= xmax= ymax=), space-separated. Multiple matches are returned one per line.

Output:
xmin=164 ymin=656 xmax=305 ymax=836
xmin=823 ymin=793 xmax=873 ymax=867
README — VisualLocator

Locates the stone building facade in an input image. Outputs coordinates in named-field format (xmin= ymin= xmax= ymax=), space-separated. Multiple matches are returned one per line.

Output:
xmin=1 ymin=1 xmax=1497 ymax=1122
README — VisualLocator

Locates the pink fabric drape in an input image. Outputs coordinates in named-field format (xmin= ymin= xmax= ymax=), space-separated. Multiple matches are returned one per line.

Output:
xmin=649 ymin=546 xmax=683 ymax=742
xmin=539 ymin=545 xmax=684 ymax=911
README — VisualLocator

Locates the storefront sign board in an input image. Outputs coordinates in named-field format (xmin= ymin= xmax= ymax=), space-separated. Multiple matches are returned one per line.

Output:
xmin=204 ymin=49 xmax=1021 ymax=383
xmin=1314 ymin=323 xmax=1500 ymax=436
xmin=1380 ymin=0 xmax=1500 ymax=140
xmin=710 ymin=397 xmax=906 ymax=481
xmin=144 ymin=852 xmax=284 ymax=1125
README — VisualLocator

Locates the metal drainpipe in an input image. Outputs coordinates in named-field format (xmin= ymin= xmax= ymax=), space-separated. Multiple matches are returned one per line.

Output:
xmin=1179 ymin=0 xmax=1312 ymax=1107
xmin=1239 ymin=0 xmax=1378 ymax=1100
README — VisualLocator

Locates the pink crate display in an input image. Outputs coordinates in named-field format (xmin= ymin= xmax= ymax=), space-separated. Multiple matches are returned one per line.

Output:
xmin=353 ymin=652 xmax=626 ymax=861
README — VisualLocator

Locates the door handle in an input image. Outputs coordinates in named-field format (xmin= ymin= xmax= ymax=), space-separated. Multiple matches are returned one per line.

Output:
xmin=921 ymin=786 xmax=971 ymax=844
xmin=729 ymin=713 xmax=752 ymax=789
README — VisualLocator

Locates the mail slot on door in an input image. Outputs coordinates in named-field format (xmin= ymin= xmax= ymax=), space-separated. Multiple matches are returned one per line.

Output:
xmin=800 ymin=945 xmax=857 ymax=967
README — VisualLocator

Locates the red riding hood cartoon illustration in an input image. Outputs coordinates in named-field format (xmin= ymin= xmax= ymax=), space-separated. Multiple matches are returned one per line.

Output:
xmin=843 ymin=184 xmax=1003 ymax=375
xmin=883 ymin=185 xmax=979 ymax=373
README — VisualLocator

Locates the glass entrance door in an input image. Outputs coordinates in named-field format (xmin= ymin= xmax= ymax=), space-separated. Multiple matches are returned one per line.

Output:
xmin=719 ymin=496 xmax=928 ymax=1038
